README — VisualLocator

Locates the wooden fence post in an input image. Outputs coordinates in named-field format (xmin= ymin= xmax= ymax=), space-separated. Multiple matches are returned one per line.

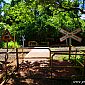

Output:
xmin=75 ymin=48 xmax=77 ymax=65
xmin=69 ymin=45 xmax=71 ymax=60
xmin=49 ymin=49 xmax=52 ymax=79
xmin=16 ymin=48 xmax=19 ymax=71
xmin=84 ymin=54 xmax=85 ymax=76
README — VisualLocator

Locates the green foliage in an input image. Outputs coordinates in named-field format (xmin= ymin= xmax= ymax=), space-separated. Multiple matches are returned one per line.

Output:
xmin=53 ymin=55 xmax=69 ymax=61
xmin=0 ymin=0 xmax=85 ymax=46
xmin=3 ymin=41 xmax=20 ymax=48
xmin=0 ymin=41 xmax=4 ymax=48
xmin=53 ymin=54 xmax=84 ymax=66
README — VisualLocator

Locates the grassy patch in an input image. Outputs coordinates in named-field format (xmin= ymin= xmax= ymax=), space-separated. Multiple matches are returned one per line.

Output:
xmin=53 ymin=54 xmax=84 ymax=64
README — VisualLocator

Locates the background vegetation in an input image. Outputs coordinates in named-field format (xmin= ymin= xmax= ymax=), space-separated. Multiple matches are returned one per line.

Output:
xmin=0 ymin=0 xmax=85 ymax=47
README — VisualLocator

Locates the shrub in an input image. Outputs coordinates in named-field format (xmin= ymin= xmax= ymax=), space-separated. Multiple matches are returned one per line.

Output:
xmin=3 ymin=41 xmax=20 ymax=48
xmin=0 ymin=41 xmax=4 ymax=48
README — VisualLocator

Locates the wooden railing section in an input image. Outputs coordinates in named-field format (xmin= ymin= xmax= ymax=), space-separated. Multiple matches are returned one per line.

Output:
xmin=0 ymin=47 xmax=85 ymax=84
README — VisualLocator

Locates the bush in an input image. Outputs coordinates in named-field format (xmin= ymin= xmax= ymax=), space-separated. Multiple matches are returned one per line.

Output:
xmin=53 ymin=54 xmax=84 ymax=65
xmin=3 ymin=41 xmax=20 ymax=48
xmin=0 ymin=41 xmax=4 ymax=48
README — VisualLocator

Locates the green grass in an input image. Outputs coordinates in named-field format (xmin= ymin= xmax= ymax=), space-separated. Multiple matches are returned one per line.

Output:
xmin=53 ymin=54 xmax=84 ymax=63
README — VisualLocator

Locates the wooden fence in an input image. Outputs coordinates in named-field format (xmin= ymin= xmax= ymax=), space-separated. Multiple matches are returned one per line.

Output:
xmin=0 ymin=47 xmax=85 ymax=84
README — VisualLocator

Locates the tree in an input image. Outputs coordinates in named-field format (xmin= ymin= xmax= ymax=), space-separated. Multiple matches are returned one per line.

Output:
xmin=1 ymin=0 xmax=85 ymax=46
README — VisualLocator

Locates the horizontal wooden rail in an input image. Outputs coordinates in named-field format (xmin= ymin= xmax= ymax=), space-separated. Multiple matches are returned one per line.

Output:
xmin=51 ymin=50 xmax=80 ymax=53
xmin=0 ymin=51 xmax=84 ymax=55
xmin=19 ymin=57 xmax=50 ymax=59
xmin=0 ymin=51 xmax=29 ymax=54
xmin=51 ymin=53 xmax=85 ymax=55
